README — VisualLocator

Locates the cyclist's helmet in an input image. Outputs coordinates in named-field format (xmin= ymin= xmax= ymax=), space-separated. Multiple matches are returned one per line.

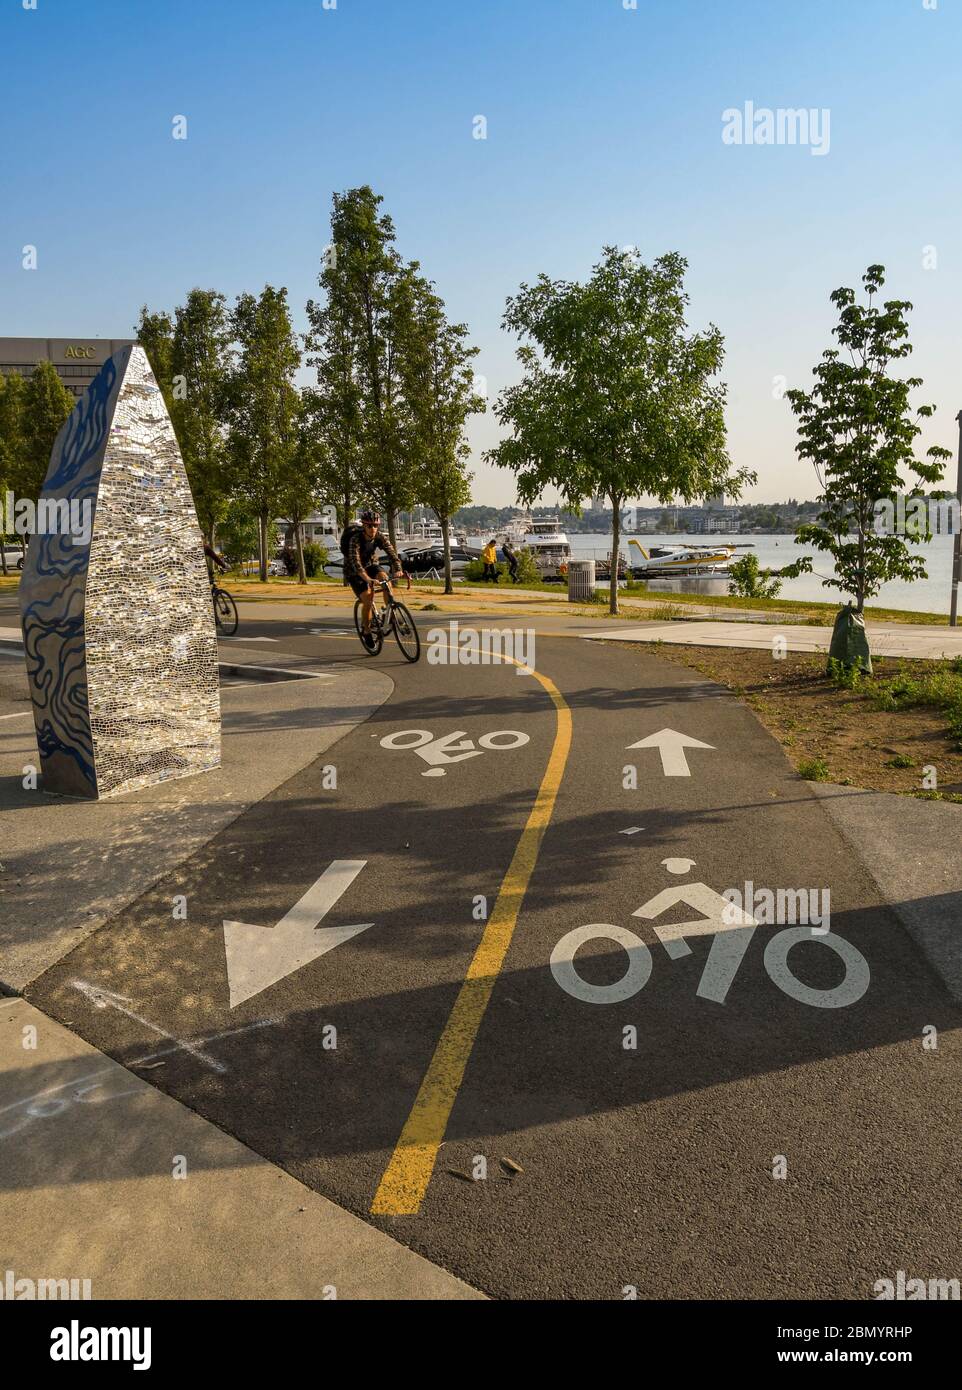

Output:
xmin=360 ymin=509 xmax=380 ymax=525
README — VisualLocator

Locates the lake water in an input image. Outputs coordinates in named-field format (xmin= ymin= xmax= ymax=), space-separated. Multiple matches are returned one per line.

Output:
xmin=569 ymin=532 xmax=958 ymax=616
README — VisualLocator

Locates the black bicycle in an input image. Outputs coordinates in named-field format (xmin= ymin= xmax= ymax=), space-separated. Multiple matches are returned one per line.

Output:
xmin=354 ymin=576 xmax=420 ymax=662
xmin=212 ymin=583 xmax=239 ymax=637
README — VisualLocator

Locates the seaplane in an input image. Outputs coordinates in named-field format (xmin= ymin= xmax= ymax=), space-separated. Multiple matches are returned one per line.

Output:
xmin=628 ymin=539 xmax=751 ymax=578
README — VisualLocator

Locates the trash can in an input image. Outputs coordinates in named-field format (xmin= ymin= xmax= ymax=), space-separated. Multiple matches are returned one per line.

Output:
xmin=568 ymin=559 xmax=596 ymax=602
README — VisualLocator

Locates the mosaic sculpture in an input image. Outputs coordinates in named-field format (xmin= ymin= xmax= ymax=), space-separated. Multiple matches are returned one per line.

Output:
xmin=19 ymin=345 xmax=221 ymax=798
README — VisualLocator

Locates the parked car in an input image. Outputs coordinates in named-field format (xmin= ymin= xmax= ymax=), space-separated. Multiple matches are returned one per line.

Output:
xmin=401 ymin=546 xmax=474 ymax=577
xmin=1 ymin=546 xmax=25 ymax=571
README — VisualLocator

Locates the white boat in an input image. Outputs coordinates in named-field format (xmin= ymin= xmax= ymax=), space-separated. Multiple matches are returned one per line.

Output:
xmin=500 ymin=514 xmax=571 ymax=578
xmin=628 ymin=538 xmax=746 ymax=578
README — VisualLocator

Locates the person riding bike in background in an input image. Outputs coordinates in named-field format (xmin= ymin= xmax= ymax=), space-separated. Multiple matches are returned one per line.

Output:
xmin=204 ymin=539 xmax=229 ymax=578
xmin=342 ymin=509 xmax=404 ymax=642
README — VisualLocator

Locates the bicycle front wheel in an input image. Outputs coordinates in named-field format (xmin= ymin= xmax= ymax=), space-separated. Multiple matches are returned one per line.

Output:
xmin=213 ymin=587 xmax=238 ymax=636
xmin=391 ymin=602 xmax=421 ymax=662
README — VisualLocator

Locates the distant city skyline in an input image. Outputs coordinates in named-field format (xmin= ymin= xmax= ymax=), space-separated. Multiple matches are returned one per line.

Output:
xmin=2 ymin=0 xmax=959 ymax=506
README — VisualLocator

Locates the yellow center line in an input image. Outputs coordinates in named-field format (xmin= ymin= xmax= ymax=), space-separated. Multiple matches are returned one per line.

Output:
xmin=371 ymin=649 xmax=572 ymax=1216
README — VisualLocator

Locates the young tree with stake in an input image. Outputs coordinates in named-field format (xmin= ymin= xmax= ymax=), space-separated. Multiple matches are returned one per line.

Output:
xmin=786 ymin=264 xmax=950 ymax=663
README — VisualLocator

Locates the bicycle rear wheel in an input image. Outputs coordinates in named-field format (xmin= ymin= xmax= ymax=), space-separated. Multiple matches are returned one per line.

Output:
xmin=391 ymin=602 xmax=421 ymax=662
xmin=354 ymin=597 xmax=383 ymax=655
xmin=213 ymin=587 xmax=238 ymax=637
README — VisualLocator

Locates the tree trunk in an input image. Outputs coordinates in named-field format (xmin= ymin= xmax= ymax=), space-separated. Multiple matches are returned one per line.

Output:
xmin=342 ymin=493 xmax=352 ymax=532
xmin=387 ymin=508 xmax=399 ymax=555
xmin=440 ymin=513 xmax=453 ymax=595
xmin=609 ymin=494 xmax=621 ymax=615
xmin=294 ymin=517 xmax=306 ymax=584
xmin=258 ymin=510 xmax=268 ymax=583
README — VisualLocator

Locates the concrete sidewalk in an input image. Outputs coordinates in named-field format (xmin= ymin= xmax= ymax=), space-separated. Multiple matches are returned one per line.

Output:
xmin=812 ymin=784 xmax=962 ymax=1004
xmin=577 ymin=618 xmax=962 ymax=660
xmin=0 ymin=997 xmax=482 ymax=1299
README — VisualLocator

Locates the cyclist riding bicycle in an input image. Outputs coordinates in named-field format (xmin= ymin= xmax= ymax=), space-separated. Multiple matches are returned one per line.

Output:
xmin=204 ymin=540 xmax=229 ymax=578
xmin=342 ymin=509 xmax=404 ymax=643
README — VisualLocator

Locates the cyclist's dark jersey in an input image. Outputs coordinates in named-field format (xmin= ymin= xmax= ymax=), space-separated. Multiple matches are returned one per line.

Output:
xmin=345 ymin=526 xmax=401 ymax=578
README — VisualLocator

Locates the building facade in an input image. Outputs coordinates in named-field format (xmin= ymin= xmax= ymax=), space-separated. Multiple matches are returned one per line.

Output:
xmin=0 ymin=338 xmax=136 ymax=400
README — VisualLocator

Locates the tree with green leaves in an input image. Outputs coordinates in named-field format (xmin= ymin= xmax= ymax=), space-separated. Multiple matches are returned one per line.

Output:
xmin=315 ymin=187 xmax=421 ymax=548
xmin=305 ymin=244 xmax=363 ymax=531
xmin=137 ymin=293 xmax=233 ymax=543
xmin=170 ymin=290 xmax=233 ymax=543
xmin=136 ymin=307 xmax=176 ymax=410
xmin=18 ymin=361 xmax=75 ymax=502
xmin=486 ymin=247 xmax=749 ymax=612
xmin=226 ymin=286 xmax=301 ymax=581
xmin=0 ymin=371 xmax=27 ymax=574
xmin=404 ymin=281 xmax=483 ymax=593
xmin=786 ymin=265 xmax=950 ymax=628
xmin=278 ymin=391 xmax=329 ymax=584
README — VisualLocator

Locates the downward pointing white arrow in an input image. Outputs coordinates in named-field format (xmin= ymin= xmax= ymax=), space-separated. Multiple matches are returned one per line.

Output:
xmin=224 ymin=860 xmax=373 ymax=1008
xmin=626 ymin=728 xmax=715 ymax=777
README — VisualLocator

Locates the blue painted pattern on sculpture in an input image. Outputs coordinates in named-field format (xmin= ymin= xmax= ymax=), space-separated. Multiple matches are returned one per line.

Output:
xmin=20 ymin=357 xmax=120 ymax=794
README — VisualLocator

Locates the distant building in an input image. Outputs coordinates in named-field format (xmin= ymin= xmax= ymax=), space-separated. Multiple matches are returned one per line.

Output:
xmin=0 ymin=338 xmax=136 ymax=400
xmin=705 ymin=491 xmax=726 ymax=509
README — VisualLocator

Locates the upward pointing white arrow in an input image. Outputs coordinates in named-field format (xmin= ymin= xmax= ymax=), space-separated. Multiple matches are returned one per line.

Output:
xmin=224 ymin=860 xmax=373 ymax=1008
xmin=626 ymin=728 xmax=715 ymax=777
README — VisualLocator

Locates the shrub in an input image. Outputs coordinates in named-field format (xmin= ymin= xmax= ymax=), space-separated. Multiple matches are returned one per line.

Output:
xmin=827 ymin=656 xmax=863 ymax=691
xmin=798 ymin=756 xmax=831 ymax=781
xmin=302 ymin=541 xmax=327 ymax=578
xmin=514 ymin=547 xmax=541 ymax=584
xmin=728 ymin=553 xmax=782 ymax=600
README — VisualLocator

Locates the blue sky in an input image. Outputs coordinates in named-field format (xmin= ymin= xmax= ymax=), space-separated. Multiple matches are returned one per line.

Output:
xmin=2 ymin=0 xmax=960 ymax=505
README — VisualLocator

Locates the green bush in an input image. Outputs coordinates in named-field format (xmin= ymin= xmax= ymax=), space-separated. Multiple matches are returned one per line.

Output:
xmin=302 ymin=541 xmax=327 ymax=578
xmin=728 ymin=553 xmax=782 ymax=600
xmin=513 ymin=547 xmax=541 ymax=584
xmin=466 ymin=557 xmax=509 ymax=582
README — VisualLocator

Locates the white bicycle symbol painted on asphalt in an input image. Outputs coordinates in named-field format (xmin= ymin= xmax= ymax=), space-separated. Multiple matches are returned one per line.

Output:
xmin=379 ymin=728 xmax=531 ymax=776
xmin=551 ymin=877 xmax=870 ymax=1011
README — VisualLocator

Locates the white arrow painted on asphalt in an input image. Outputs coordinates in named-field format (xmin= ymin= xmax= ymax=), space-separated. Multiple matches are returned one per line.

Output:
xmin=224 ymin=860 xmax=373 ymax=1008
xmin=626 ymin=728 xmax=715 ymax=777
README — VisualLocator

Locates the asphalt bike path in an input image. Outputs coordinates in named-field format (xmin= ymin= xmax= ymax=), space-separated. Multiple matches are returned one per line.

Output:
xmin=23 ymin=609 xmax=962 ymax=1299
